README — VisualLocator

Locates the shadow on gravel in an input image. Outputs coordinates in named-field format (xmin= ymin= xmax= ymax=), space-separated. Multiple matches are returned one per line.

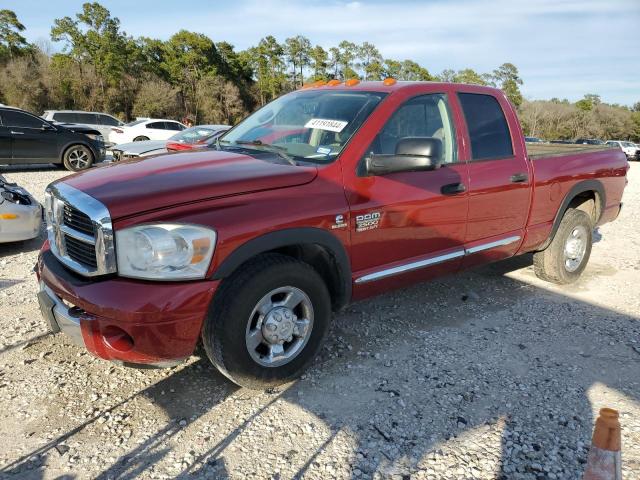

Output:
xmin=3 ymin=256 xmax=638 ymax=480
xmin=0 ymin=231 xmax=46 ymax=257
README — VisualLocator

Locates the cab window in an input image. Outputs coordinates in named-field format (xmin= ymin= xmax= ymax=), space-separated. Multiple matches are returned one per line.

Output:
xmin=458 ymin=93 xmax=513 ymax=160
xmin=368 ymin=93 xmax=457 ymax=164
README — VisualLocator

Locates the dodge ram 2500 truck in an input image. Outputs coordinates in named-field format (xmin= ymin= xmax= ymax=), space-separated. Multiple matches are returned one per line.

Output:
xmin=36 ymin=81 xmax=628 ymax=389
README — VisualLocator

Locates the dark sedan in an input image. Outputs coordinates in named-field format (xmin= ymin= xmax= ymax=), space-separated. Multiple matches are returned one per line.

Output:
xmin=0 ymin=106 xmax=105 ymax=171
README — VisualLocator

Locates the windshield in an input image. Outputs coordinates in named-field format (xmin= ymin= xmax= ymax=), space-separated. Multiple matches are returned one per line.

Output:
xmin=219 ymin=90 xmax=386 ymax=164
xmin=622 ymin=141 xmax=636 ymax=148
xmin=169 ymin=126 xmax=216 ymax=143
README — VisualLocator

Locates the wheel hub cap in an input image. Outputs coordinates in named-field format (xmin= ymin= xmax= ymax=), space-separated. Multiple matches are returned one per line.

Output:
xmin=245 ymin=286 xmax=314 ymax=368
xmin=564 ymin=226 xmax=588 ymax=272
xmin=261 ymin=307 xmax=296 ymax=344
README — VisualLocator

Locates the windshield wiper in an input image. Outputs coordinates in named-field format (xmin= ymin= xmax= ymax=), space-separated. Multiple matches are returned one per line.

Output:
xmin=233 ymin=140 xmax=297 ymax=166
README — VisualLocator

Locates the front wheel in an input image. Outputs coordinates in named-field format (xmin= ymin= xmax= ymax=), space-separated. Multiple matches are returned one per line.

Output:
xmin=533 ymin=208 xmax=593 ymax=284
xmin=62 ymin=145 xmax=94 ymax=171
xmin=202 ymin=253 xmax=331 ymax=389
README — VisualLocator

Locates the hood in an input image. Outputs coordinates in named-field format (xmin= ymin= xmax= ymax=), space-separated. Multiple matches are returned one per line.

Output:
xmin=59 ymin=150 xmax=318 ymax=219
xmin=112 ymin=140 xmax=167 ymax=154
xmin=55 ymin=123 xmax=101 ymax=136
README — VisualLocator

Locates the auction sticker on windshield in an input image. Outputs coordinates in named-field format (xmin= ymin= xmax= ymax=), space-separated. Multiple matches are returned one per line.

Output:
xmin=304 ymin=118 xmax=348 ymax=132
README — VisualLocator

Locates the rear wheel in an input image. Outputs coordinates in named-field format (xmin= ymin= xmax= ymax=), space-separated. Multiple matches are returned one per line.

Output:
xmin=533 ymin=208 xmax=593 ymax=284
xmin=202 ymin=253 xmax=331 ymax=389
xmin=62 ymin=145 xmax=94 ymax=171
xmin=133 ymin=136 xmax=149 ymax=142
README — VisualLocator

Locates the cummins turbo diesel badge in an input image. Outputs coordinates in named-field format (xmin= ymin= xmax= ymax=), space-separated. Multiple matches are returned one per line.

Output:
xmin=356 ymin=212 xmax=381 ymax=232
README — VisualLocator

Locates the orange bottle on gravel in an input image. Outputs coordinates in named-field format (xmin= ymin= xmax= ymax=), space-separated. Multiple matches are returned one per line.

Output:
xmin=583 ymin=408 xmax=622 ymax=480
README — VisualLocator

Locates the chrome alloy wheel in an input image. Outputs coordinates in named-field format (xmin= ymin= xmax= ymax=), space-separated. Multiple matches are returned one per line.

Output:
xmin=564 ymin=225 xmax=588 ymax=272
xmin=68 ymin=148 xmax=90 ymax=169
xmin=245 ymin=286 xmax=314 ymax=367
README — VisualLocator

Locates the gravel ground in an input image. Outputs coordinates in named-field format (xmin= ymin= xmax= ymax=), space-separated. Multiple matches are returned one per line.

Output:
xmin=0 ymin=162 xmax=638 ymax=480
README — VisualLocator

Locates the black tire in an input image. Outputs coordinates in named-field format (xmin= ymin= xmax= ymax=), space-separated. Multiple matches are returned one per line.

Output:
xmin=62 ymin=145 xmax=94 ymax=171
xmin=202 ymin=253 xmax=331 ymax=389
xmin=133 ymin=136 xmax=149 ymax=142
xmin=533 ymin=208 xmax=593 ymax=284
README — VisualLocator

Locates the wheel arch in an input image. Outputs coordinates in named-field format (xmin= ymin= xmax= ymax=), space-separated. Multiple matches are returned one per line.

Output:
xmin=212 ymin=228 xmax=352 ymax=311
xmin=539 ymin=179 xmax=605 ymax=251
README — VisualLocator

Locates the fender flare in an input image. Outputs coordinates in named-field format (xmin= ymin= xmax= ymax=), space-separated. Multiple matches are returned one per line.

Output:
xmin=540 ymin=179 xmax=606 ymax=250
xmin=212 ymin=228 xmax=352 ymax=309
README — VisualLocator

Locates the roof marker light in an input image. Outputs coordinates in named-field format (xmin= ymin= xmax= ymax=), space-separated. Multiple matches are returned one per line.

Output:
xmin=383 ymin=77 xmax=397 ymax=86
xmin=345 ymin=79 xmax=360 ymax=86
xmin=313 ymin=80 xmax=327 ymax=87
xmin=327 ymin=79 xmax=342 ymax=86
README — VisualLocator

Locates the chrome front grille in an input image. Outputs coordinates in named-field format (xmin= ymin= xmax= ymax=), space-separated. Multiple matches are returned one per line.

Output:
xmin=45 ymin=183 xmax=116 ymax=277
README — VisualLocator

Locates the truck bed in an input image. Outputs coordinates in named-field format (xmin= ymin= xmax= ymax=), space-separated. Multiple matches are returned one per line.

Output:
xmin=527 ymin=143 xmax=613 ymax=160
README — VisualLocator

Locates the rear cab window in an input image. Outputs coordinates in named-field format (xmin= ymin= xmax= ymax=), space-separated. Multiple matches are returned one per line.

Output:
xmin=458 ymin=93 xmax=513 ymax=161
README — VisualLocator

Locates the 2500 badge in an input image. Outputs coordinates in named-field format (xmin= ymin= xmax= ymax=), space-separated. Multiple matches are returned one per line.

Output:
xmin=356 ymin=212 xmax=381 ymax=232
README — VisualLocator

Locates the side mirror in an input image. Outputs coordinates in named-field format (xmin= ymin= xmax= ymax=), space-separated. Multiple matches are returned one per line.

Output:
xmin=41 ymin=123 xmax=56 ymax=131
xmin=365 ymin=137 xmax=442 ymax=176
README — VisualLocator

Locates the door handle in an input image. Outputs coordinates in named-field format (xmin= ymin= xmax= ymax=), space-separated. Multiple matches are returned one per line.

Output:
xmin=10 ymin=131 xmax=24 ymax=135
xmin=441 ymin=182 xmax=466 ymax=195
xmin=510 ymin=173 xmax=528 ymax=183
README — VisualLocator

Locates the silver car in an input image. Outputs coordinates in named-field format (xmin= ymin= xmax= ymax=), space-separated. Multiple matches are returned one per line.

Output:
xmin=0 ymin=175 xmax=42 ymax=243
xmin=109 ymin=125 xmax=231 ymax=162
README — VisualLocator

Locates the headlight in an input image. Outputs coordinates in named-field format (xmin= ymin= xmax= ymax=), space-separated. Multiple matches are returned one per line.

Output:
xmin=116 ymin=224 xmax=216 ymax=280
xmin=85 ymin=133 xmax=104 ymax=143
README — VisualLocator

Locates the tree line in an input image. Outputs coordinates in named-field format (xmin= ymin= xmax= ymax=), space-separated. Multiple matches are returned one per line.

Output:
xmin=0 ymin=3 xmax=638 ymax=141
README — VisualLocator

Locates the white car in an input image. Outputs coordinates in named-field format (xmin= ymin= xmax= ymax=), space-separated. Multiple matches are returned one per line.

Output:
xmin=109 ymin=119 xmax=187 ymax=145
xmin=0 ymin=175 xmax=42 ymax=243
xmin=605 ymin=140 xmax=640 ymax=161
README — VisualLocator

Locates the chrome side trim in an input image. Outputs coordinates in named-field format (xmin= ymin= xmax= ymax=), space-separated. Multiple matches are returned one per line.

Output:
xmin=45 ymin=182 xmax=116 ymax=277
xmin=465 ymin=235 xmax=521 ymax=255
xmin=354 ymin=235 xmax=522 ymax=284
xmin=355 ymin=250 xmax=465 ymax=284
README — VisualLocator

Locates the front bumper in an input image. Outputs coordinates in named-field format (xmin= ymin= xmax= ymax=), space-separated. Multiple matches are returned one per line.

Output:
xmin=36 ymin=247 xmax=220 ymax=367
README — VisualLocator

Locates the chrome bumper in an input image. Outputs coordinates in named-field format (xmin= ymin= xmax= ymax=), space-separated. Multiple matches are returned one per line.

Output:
xmin=37 ymin=282 xmax=84 ymax=346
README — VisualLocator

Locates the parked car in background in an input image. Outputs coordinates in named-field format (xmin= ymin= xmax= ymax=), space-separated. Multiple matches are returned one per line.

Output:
xmin=0 ymin=106 xmax=105 ymax=171
xmin=524 ymin=136 xmax=544 ymax=143
xmin=575 ymin=138 xmax=605 ymax=145
xmin=605 ymin=140 xmax=640 ymax=160
xmin=109 ymin=119 xmax=186 ymax=145
xmin=549 ymin=140 xmax=574 ymax=144
xmin=111 ymin=125 xmax=230 ymax=161
xmin=165 ymin=125 xmax=231 ymax=152
xmin=42 ymin=110 xmax=124 ymax=145
xmin=0 ymin=175 xmax=41 ymax=243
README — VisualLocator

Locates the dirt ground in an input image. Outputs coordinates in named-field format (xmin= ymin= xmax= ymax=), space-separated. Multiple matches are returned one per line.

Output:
xmin=0 ymin=162 xmax=638 ymax=479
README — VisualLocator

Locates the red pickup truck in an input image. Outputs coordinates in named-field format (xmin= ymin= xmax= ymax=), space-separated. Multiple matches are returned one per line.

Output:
xmin=37 ymin=81 xmax=628 ymax=388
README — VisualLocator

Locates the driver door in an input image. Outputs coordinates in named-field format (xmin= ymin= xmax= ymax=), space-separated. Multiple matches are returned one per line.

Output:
xmin=1 ymin=110 xmax=59 ymax=163
xmin=346 ymin=93 xmax=469 ymax=293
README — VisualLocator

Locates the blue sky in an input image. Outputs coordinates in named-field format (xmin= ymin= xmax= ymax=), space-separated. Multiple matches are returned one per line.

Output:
xmin=4 ymin=0 xmax=639 ymax=106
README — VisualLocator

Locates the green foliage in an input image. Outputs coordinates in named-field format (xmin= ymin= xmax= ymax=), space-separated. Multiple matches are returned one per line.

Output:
xmin=1 ymin=4 xmax=636 ymax=143
xmin=0 ymin=9 xmax=30 ymax=63
xmin=132 ymin=76 xmax=180 ymax=118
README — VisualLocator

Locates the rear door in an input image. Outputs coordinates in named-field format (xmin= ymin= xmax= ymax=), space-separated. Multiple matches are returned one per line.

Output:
xmin=346 ymin=93 xmax=469 ymax=291
xmin=1 ymin=110 xmax=59 ymax=163
xmin=145 ymin=121 xmax=169 ymax=140
xmin=456 ymin=92 xmax=531 ymax=266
